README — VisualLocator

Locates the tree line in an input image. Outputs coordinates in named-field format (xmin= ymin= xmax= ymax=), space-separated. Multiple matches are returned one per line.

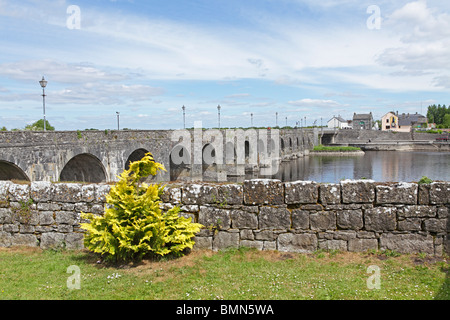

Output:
xmin=427 ymin=104 xmax=450 ymax=128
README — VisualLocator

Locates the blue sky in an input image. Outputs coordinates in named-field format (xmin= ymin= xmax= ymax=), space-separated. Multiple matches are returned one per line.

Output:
xmin=0 ymin=0 xmax=449 ymax=130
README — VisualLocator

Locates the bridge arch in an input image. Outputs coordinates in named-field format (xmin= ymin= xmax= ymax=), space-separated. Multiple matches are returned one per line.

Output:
xmin=125 ymin=148 xmax=149 ymax=170
xmin=60 ymin=153 xmax=107 ymax=183
xmin=0 ymin=160 xmax=30 ymax=181
xmin=169 ymin=145 xmax=190 ymax=181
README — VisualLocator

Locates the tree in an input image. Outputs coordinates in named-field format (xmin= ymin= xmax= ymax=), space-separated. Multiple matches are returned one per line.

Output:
xmin=25 ymin=119 xmax=55 ymax=131
xmin=427 ymin=104 xmax=450 ymax=125
xmin=81 ymin=152 xmax=203 ymax=262
xmin=443 ymin=114 xmax=450 ymax=128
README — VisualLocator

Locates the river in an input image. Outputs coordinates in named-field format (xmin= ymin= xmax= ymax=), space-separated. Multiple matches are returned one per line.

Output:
xmin=250 ymin=151 xmax=450 ymax=183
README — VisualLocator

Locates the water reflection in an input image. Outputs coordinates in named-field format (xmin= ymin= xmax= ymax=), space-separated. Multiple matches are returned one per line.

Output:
xmin=252 ymin=151 xmax=450 ymax=183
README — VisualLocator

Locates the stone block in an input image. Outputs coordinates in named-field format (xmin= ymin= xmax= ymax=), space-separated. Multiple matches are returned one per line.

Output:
xmin=217 ymin=184 xmax=243 ymax=205
xmin=0 ymin=231 xmax=12 ymax=247
xmin=423 ymin=219 xmax=447 ymax=233
xmin=212 ymin=231 xmax=239 ymax=251
xmin=40 ymin=232 xmax=65 ymax=249
xmin=55 ymin=211 xmax=76 ymax=225
xmin=438 ymin=207 xmax=448 ymax=218
xmin=254 ymin=230 xmax=276 ymax=241
xmin=341 ymin=180 xmax=375 ymax=204
xmin=348 ymin=238 xmax=378 ymax=252
xmin=380 ymin=233 xmax=434 ymax=255
xmin=182 ymin=184 xmax=218 ymax=205
xmin=337 ymin=210 xmax=363 ymax=230
xmin=94 ymin=184 xmax=111 ymax=203
xmin=292 ymin=209 xmax=309 ymax=230
xmin=240 ymin=229 xmax=254 ymax=240
xmin=198 ymin=206 xmax=231 ymax=230
xmin=429 ymin=182 xmax=450 ymax=204
xmin=0 ymin=208 xmax=12 ymax=224
xmin=397 ymin=218 xmax=421 ymax=231
xmin=243 ymin=179 xmax=284 ymax=205
xmin=81 ymin=184 xmax=96 ymax=203
xmin=258 ymin=206 xmax=291 ymax=230
xmin=263 ymin=241 xmax=277 ymax=251
xmin=310 ymin=211 xmax=336 ymax=231
xmin=364 ymin=207 xmax=396 ymax=232
xmin=284 ymin=181 xmax=318 ymax=204
xmin=418 ymin=184 xmax=430 ymax=205
xmin=53 ymin=183 xmax=82 ymax=203
xmin=65 ymin=233 xmax=84 ymax=249
xmin=240 ymin=240 xmax=264 ymax=250
xmin=161 ymin=186 xmax=181 ymax=204
xmin=318 ymin=239 xmax=347 ymax=251
xmin=30 ymin=181 xmax=53 ymax=202
xmin=376 ymin=182 xmax=417 ymax=204
xmin=277 ymin=233 xmax=318 ymax=253
xmin=193 ymin=236 xmax=212 ymax=250
xmin=0 ymin=181 xmax=11 ymax=202
xmin=8 ymin=183 xmax=30 ymax=202
xmin=319 ymin=183 xmax=341 ymax=205
xmin=19 ymin=224 xmax=35 ymax=233
xmin=11 ymin=234 xmax=37 ymax=247
xmin=230 ymin=209 xmax=258 ymax=229
xmin=397 ymin=205 xmax=436 ymax=218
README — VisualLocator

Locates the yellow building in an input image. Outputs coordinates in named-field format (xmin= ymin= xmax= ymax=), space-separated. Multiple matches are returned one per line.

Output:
xmin=381 ymin=112 xmax=398 ymax=131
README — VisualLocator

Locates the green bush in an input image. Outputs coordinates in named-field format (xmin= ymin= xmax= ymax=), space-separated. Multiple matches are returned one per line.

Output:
xmin=81 ymin=152 xmax=203 ymax=262
xmin=418 ymin=176 xmax=433 ymax=185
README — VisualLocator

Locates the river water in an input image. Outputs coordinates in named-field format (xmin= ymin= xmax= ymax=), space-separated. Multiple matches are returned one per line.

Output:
xmin=251 ymin=151 xmax=450 ymax=183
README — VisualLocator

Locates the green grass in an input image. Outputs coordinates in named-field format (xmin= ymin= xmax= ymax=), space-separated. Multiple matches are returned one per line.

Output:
xmin=313 ymin=145 xmax=362 ymax=152
xmin=0 ymin=247 xmax=448 ymax=300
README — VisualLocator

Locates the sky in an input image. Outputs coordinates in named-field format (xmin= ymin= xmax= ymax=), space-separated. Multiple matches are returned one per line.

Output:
xmin=0 ymin=0 xmax=449 ymax=131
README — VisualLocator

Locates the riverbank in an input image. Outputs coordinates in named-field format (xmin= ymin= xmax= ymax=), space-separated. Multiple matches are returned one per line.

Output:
xmin=328 ymin=141 xmax=450 ymax=152
xmin=309 ymin=145 xmax=365 ymax=156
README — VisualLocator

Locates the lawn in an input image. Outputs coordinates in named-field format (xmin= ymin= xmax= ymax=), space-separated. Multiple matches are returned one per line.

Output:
xmin=313 ymin=145 xmax=362 ymax=152
xmin=0 ymin=247 xmax=448 ymax=300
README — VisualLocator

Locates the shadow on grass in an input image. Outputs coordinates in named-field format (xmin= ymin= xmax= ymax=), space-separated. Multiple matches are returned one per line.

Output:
xmin=69 ymin=248 xmax=192 ymax=270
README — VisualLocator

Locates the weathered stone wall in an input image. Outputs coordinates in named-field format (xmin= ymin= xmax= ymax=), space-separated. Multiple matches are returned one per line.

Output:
xmin=0 ymin=180 xmax=448 ymax=256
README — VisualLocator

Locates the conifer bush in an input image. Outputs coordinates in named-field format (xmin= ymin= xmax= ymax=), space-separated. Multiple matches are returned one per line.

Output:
xmin=81 ymin=152 xmax=203 ymax=262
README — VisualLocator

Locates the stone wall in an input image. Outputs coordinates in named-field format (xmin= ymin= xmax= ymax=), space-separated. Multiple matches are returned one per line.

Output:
xmin=0 ymin=180 xmax=448 ymax=256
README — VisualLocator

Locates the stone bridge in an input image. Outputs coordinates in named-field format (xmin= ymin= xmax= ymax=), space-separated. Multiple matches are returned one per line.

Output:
xmin=0 ymin=128 xmax=317 ymax=183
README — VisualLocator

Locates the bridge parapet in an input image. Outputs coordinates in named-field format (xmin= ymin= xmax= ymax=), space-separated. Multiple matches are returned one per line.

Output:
xmin=0 ymin=129 xmax=317 ymax=183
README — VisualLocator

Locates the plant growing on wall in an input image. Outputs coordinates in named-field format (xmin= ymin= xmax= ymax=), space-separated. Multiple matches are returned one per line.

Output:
xmin=81 ymin=152 xmax=203 ymax=262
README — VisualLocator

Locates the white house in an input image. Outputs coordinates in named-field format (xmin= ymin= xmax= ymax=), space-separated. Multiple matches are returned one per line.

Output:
xmin=327 ymin=116 xmax=350 ymax=129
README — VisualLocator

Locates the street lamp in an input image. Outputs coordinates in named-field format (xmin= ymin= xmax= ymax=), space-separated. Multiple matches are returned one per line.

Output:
xmin=182 ymin=105 xmax=186 ymax=129
xmin=251 ymin=113 xmax=253 ymax=127
xmin=276 ymin=112 xmax=278 ymax=127
xmin=217 ymin=105 xmax=221 ymax=129
xmin=116 ymin=112 xmax=120 ymax=130
xmin=39 ymin=76 xmax=47 ymax=131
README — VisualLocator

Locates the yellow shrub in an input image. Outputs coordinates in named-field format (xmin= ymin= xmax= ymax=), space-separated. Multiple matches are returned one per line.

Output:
xmin=81 ymin=152 xmax=203 ymax=262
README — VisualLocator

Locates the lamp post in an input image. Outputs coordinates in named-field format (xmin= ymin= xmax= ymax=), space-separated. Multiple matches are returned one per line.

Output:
xmin=182 ymin=105 xmax=186 ymax=129
xmin=250 ymin=113 xmax=253 ymax=127
xmin=39 ymin=76 xmax=47 ymax=131
xmin=217 ymin=105 xmax=221 ymax=129
xmin=116 ymin=112 xmax=120 ymax=130
xmin=276 ymin=112 xmax=278 ymax=127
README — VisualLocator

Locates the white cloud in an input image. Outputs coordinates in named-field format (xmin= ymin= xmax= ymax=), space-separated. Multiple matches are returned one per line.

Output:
xmin=376 ymin=1 xmax=450 ymax=88
xmin=0 ymin=60 xmax=126 ymax=83
xmin=288 ymin=98 xmax=343 ymax=108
